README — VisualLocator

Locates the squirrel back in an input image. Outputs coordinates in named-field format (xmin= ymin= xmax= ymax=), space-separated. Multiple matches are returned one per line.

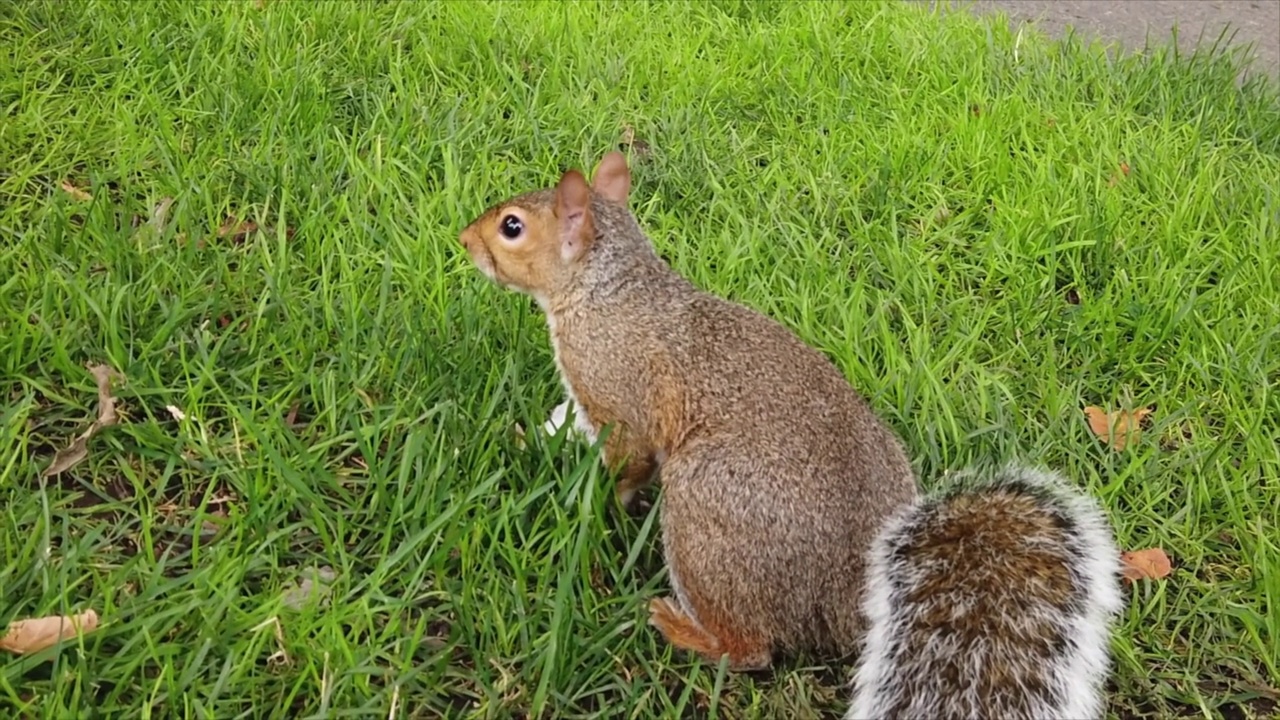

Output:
xmin=845 ymin=465 xmax=1126 ymax=720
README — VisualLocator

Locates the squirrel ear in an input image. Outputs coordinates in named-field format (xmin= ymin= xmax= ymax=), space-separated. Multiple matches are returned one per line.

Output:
xmin=592 ymin=151 xmax=631 ymax=206
xmin=554 ymin=169 xmax=595 ymax=262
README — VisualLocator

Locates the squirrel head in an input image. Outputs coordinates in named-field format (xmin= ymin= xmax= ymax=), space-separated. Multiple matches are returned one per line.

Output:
xmin=458 ymin=151 xmax=640 ymax=304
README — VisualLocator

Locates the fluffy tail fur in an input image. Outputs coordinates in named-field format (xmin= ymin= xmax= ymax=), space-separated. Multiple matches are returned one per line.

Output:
xmin=845 ymin=465 xmax=1126 ymax=720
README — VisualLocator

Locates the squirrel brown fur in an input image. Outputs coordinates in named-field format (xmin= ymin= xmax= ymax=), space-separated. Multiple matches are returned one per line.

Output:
xmin=458 ymin=154 xmax=1125 ymax=716
xmin=458 ymin=151 xmax=919 ymax=668
xmin=845 ymin=464 xmax=1125 ymax=720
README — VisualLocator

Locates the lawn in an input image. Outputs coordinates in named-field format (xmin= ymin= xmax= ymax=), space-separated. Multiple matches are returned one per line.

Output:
xmin=1 ymin=0 xmax=1278 ymax=717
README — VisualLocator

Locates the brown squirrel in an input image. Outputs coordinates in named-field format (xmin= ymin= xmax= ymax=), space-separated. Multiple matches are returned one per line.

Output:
xmin=458 ymin=150 xmax=918 ymax=667
xmin=458 ymin=152 xmax=1125 ymax=717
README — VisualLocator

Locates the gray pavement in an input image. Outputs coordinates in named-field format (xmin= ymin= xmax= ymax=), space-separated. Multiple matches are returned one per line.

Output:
xmin=930 ymin=0 xmax=1279 ymax=82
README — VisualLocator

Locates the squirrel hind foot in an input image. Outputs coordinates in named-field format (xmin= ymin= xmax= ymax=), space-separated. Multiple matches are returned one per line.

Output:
xmin=647 ymin=597 xmax=772 ymax=671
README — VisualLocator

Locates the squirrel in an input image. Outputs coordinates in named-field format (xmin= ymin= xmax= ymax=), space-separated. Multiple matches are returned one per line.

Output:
xmin=845 ymin=464 xmax=1126 ymax=720
xmin=458 ymin=152 xmax=1125 ymax=716
xmin=458 ymin=150 xmax=919 ymax=668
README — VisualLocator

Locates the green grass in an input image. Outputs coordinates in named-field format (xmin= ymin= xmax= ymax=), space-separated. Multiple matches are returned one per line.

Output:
xmin=1 ymin=0 xmax=1278 ymax=717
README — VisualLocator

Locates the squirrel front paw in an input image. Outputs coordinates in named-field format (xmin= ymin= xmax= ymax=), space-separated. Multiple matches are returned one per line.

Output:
xmin=543 ymin=399 xmax=595 ymax=442
xmin=542 ymin=400 xmax=573 ymax=436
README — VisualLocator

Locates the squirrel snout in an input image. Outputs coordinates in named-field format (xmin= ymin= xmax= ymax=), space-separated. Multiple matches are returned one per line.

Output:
xmin=458 ymin=227 xmax=498 ymax=281
xmin=458 ymin=227 xmax=482 ymax=260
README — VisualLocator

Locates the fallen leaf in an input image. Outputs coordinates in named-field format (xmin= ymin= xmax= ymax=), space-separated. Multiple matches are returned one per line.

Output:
xmin=148 ymin=197 xmax=175 ymax=233
xmin=165 ymin=405 xmax=186 ymax=421
xmin=0 ymin=610 xmax=99 ymax=654
xmin=1120 ymin=547 xmax=1172 ymax=582
xmin=198 ymin=520 xmax=221 ymax=543
xmin=43 ymin=436 xmax=91 ymax=477
xmin=1084 ymin=405 xmax=1151 ymax=451
xmin=281 ymin=566 xmax=337 ymax=611
xmin=59 ymin=180 xmax=92 ymax=202
xmin=284 ymin=400 xmax=301 ymax=428
xmin=217 ymin=216 xmax=258 ymax=243
xmin=88 ymin=363 xmax=123 ymax=426
xmin=43 ymin=364 xmax=125 ymax=477
xmin=1106 ymin=162 xmax=1131 ymax=187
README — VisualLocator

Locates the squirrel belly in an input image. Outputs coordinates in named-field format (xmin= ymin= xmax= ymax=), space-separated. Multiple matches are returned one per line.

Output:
xmin=845 ymin=465 xmax=1126 ymax=720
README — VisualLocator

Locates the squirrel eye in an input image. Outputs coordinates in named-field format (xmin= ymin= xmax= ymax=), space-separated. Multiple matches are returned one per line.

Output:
xmin=499 ymin=214 xmax=524 ymax=240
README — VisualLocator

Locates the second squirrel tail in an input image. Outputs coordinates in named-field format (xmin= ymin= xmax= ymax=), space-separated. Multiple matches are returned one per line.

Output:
xmin=845 ymin=465 xmax=1126 ymax=720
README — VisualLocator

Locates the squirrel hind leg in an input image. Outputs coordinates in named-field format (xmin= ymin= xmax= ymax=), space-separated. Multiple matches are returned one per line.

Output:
xmin=647 ymin=597 xmax=772 ymax=671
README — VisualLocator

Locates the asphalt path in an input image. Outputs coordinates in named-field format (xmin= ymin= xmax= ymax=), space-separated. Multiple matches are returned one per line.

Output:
xmin=933 ymin=0 xmax=1279 ymax=81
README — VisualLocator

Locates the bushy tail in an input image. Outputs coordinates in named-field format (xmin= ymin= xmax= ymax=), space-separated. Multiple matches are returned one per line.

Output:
xmin=845 ymin=465 xmax=1126 ymax=720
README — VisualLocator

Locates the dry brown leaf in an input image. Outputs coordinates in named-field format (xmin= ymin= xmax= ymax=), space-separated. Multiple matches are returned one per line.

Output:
xmin=43 ymin=364 xmax=125 ymax=477
xmin=148 ymin=197 xmax=175 ymax=232
xmin=284 ymin=400 xmax=301 ymax=428
xmin=132 ymin=198 xmax=177 ymax=247
xmin=1084 ymin=405 xmax=1152 ymax=451
xmin=217 ymin=216 xmax=259 ymax=243
xmin=199 ymin=520 xmax=222 ymax=543
xmin=216 ymin=215 xmax=295 ymax=244
xmin=43 ymin=435 xmax=91 ymax=477
xmin=0 ymin=610 xmax=99 ymax=654
xmin=88 ymin=363 xmax=123 ymax=426
xmin=1106 ymin=162 xmax=1132 ymax=187
xmin=59 ymin=180 xmax=92 ymax=202
xmin=1120 ymin=547 xmax=1172 ymax=583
